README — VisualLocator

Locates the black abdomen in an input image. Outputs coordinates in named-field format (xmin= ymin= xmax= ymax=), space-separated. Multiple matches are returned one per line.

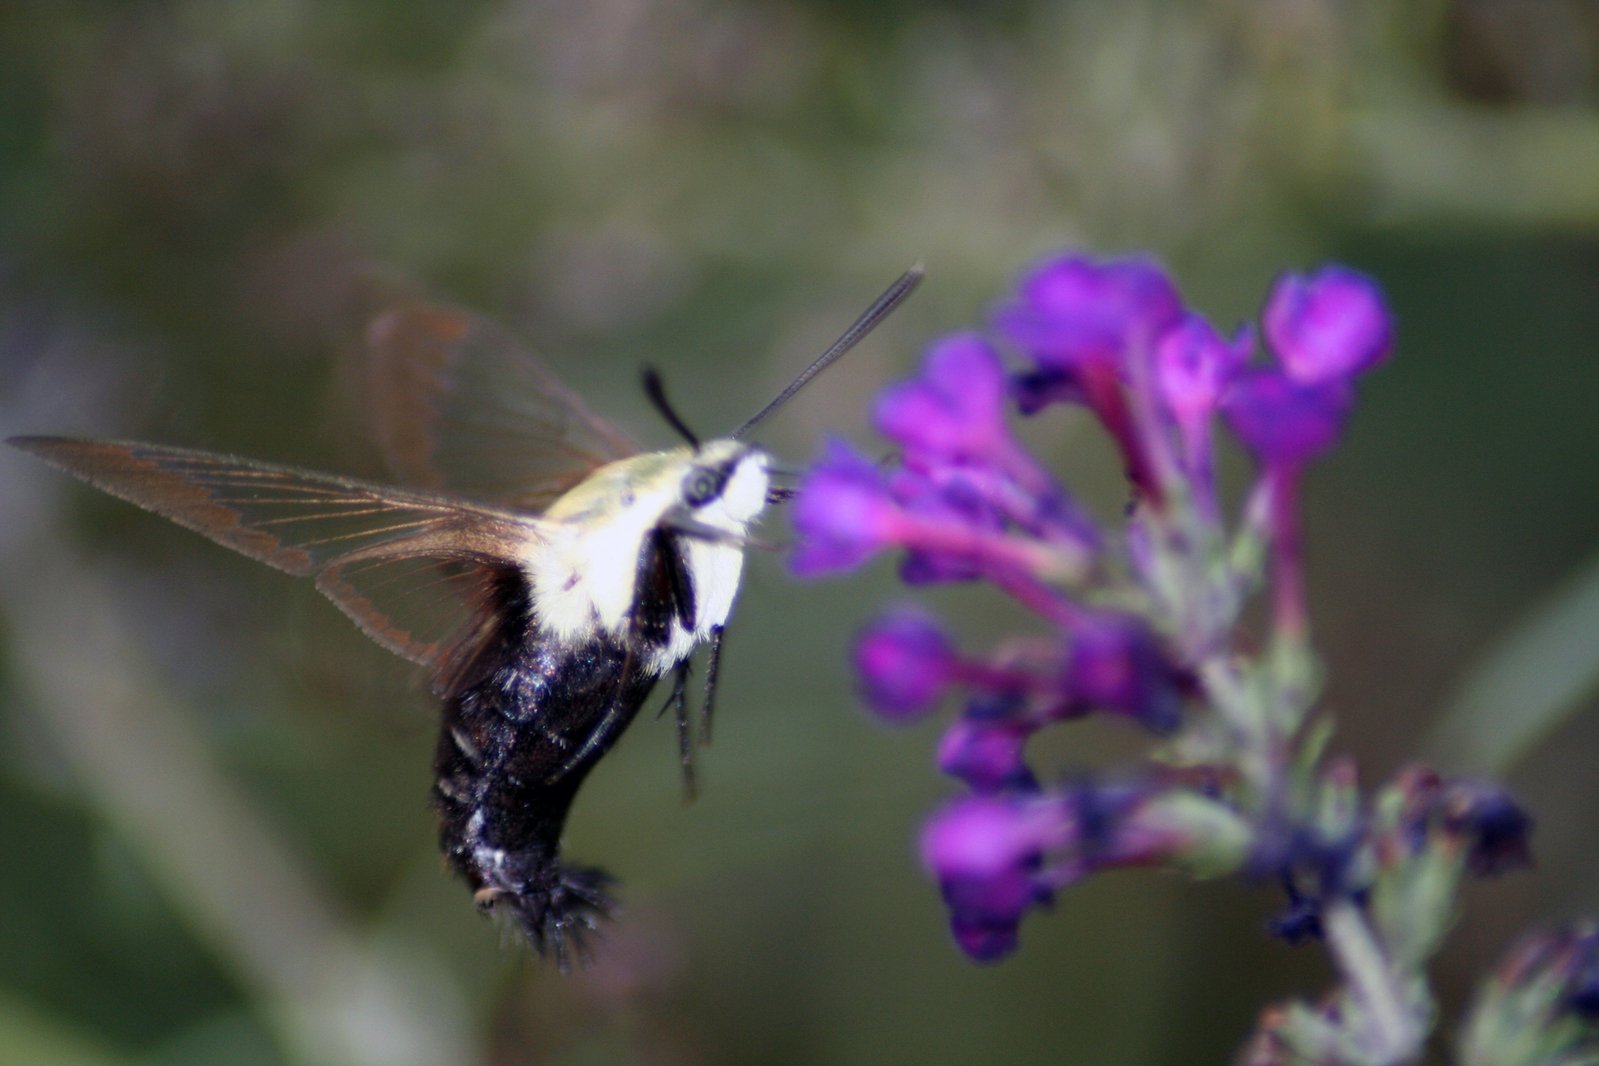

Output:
xmin=432 ymin=570 xmax=659 ymax=963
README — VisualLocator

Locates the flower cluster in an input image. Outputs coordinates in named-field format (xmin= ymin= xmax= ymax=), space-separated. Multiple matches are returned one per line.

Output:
xmin=789 ymin=252 xmax=1558 ymax=1062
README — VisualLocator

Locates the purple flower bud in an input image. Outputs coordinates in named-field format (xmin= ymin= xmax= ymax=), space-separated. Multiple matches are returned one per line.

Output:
xmin=1063 ymin=613 xmax=1184 ymax=733
xmin=789 ymin=438 xmax=901 ymax=577
xmin=995 ymin=253 xmax=1184 ymax=374
xmin=937 ymin=708 xmax=1036 ymax=792
xmin=873 ymin=333 xmax=1009 ymax=462
xmin=921 ymin=795 xmax=1056 ymax=961
xmin=853 ymin=610 xmax=958 ymax=720
xmin=1263 ymin=266 xmax=1394 ymax=384
xmin=1388 ymin=768 xmax=1534 ymax=878
xmin=1440 ymin=780 xmax=1534 ymax=877
xmin=1221 ymin=369 xmax=1353 ymax=468
xmin=1155 ymin=315 xmax=1251 ymax=425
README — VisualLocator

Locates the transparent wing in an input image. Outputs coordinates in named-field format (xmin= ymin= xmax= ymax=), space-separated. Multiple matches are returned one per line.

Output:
xmin=365 ymin=304 xmax=639 ymax=508
xmin=315 ymin=551 xmax=521 ymax=678
xmin=10 ymin=436 xmax=542 ymax=672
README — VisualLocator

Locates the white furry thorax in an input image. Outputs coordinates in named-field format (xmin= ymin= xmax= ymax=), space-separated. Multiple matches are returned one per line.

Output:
xmin=525 ymin=440 xmax=770 ymax=673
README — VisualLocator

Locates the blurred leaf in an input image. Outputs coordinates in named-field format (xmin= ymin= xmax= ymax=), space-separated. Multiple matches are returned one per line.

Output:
xmin=0 ymin=990 xmax=128 ymax=1066
xmin=1426 ymin=549 xmax=1599 ymax=775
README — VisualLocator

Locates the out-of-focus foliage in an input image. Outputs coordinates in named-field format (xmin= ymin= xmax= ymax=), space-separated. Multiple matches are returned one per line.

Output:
xmin=1430 ymin=550 xmax=1599 ymax=777
xmin=3 ymin=1 xmax=1598 ymax=1063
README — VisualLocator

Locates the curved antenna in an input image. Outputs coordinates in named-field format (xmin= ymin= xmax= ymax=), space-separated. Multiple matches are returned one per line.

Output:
xmin=732 ymin=265 xmax=923 ymax=439
xmin=642 ymin=367 xmax=701 ymax=449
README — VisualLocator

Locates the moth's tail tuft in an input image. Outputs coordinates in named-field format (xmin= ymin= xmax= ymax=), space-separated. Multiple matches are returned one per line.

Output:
xmin=478 ymin=860 xmax=616 ymax=970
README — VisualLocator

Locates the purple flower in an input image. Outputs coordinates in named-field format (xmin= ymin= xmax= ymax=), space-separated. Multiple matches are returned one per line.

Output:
xmin=881 ymin=462 xmax=1094 ymax=587
xmin=1063 ymin=613 xmax=1184 ymax=733
xmin=876 ymin=335 xmax=1095 ymax=556
xmin=919 ymin=781 xmax=1222 ymax=961
xmin=995 ymin=254 xmax=1184 ymax=374
xmin=995 ymin=253 xmax=1186 ymax=504
xmin=1153 ymin=315 xmax=1250 ymax=522
xmin=790 ymin=436 xmax=1092 ymax=591
xmin=1439 ymin=780 xmax=1534 ymax=877
xmin=873 ymin=333 xmax=1010 ymax=463
xmin=921 ymin=795 xmax=1057 ymax=961
xmin=1221 ymin=369 xmax=1353 ymax=468
xmin=886 ymin=465 xmax=1002 ymax=586
xmin=937 ymin=708 xmax=1036 ymax=792
xmin=789 ymin=439 xmax=900 ymax=577
xmin=1263 ymin=266 xmax=1394 ymax=384
xmin=853 ymin=610 xmax=959 ymax=720
xmin=1155 ymin=315 xmax=1251 ymax=428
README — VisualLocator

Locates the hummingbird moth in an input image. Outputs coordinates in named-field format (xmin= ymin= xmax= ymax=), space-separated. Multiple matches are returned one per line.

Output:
xmin=10 ymin=267 xmax=920 ymax=966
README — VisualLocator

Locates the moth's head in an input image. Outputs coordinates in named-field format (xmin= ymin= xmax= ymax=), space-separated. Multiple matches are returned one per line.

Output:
xmin=678 ymin=438 xmax=770 ymax=525
xmin=638 ymin=267 xmax=921 ymax=528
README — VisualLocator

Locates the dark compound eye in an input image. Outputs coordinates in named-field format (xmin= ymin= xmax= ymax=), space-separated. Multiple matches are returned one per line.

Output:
xmin=683 ymin=466 xmax=725 ymax=507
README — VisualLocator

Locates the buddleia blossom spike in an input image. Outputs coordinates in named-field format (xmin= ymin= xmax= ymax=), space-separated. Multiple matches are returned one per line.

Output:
xmin=791 ymin=250 xmax=1566 ymax=1062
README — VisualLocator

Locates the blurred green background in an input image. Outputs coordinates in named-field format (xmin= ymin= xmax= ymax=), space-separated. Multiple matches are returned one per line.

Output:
xmin=4 ymin=1 xmax=1599 ymax=1063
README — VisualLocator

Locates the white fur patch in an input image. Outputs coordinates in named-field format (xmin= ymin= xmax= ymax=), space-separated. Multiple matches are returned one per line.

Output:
xmin=525 ymin=443 xmax=770 ymax=674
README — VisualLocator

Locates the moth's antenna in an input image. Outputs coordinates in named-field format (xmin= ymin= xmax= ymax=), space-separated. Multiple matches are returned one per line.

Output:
xmin=642 ymin=367 xmax=701 ymax=449
xmin=732 ymin=265 xmax=923 ymax=439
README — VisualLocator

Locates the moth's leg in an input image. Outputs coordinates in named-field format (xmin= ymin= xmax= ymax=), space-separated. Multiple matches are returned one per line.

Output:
xmin=700 ymin=625 xmax=724 ymax=746
xmin=657 ymin=660 xmax=695 ymax=799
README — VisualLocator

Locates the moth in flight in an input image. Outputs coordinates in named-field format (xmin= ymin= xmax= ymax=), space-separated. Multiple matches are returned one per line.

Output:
xmin=10 ymin=268 xmax=920 ymax=966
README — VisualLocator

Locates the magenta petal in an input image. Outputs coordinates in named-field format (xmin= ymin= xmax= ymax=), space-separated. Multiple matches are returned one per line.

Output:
xmin=938 ymin=713 xmax=1035 ymax=792
xmin=1155 ymin=315 xmax=1251 ymax=421
xmin=1064 ymin=613 xmax=1184 ymax=733
xmin=885 ymin=466 xmax=1003 ymax=585
xmin=853 ymin=610 xmax=957 ymax=720
xmin=1263 ymin=266 xmax=1394 ymax=384
xmin=921 ymin=795 xmax=1047 ymax=881
xmin=789 ymin=438 xmax=900 ymax=577
xmin=1221 ymin=370 xmax=1353 ymax=467
xmin=873 ymin=333 xmax=1008 ymax=460
xmin=996 ymin=253 xmax=1184 ymax=372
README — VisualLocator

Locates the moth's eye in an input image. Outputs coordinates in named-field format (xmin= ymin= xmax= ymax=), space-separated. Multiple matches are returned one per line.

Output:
xmin=683 ymin=466 xmax=725 ymax=507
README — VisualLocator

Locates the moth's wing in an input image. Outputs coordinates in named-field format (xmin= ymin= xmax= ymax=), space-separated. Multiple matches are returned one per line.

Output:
xmin=313 ymin=548 xmax=523 ymax=681
xmin=365 ymin=304 xmax=640 ymax=508
xmin=10 ymin=436 xmax=542 ymax=673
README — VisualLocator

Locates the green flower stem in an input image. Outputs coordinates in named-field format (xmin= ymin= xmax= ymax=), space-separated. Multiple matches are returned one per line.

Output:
xmin=1324 ymin=900 xmax=1426 ymax=1064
